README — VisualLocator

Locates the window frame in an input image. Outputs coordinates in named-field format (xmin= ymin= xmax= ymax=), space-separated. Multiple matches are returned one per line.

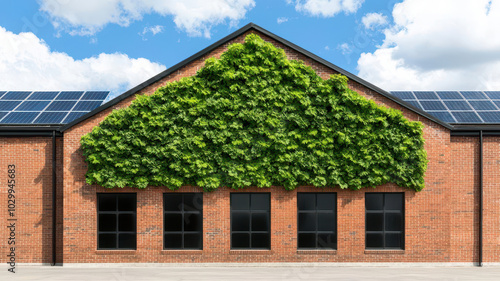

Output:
xmin=365 ymin=192 xmax=405 ymax=250
xmin=297 ymin=192 xmax=337 ymax=250
xmin=230 ymin=193 xmax=271 ymax=250
xmin=97 ymin=193 xmax=137 ymax=250
xmin=163 ymin=193 xmax=203 ymax=250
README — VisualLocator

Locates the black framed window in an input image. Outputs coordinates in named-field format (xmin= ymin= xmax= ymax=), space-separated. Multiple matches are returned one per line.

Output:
xmin=97 ymin=193 xmax=136 ymax=250
xmin=297 ymin=193 xmax=337 ymax=249
xmin=230 ymin=193 xmax=270 ymax=249
xmin=164 ymin=193 xmax=203 ymax=249
xmin=365 ymin=193 xmax=404 ymax=249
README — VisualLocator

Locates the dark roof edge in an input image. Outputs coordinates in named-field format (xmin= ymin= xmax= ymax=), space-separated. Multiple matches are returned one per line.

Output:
xmin=0 ymin=126 xmax=63 ymax=137
xmin=59 ymin=22 xmax=453 ymax=132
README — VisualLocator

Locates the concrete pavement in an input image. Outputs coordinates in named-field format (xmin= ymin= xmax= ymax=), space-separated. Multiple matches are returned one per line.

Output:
xmin=2 ymin=265 xmax=500 ymax=280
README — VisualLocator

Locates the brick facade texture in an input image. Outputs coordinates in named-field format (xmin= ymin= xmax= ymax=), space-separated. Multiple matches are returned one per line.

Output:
xmin=1 ymin=30 xmax=498 ymax=264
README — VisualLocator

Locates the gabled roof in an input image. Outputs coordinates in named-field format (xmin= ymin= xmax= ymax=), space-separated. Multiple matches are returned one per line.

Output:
xmin=58 ymin=23 xmax=454 ymax=132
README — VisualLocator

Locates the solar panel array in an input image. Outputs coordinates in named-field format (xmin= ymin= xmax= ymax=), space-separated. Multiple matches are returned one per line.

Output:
xmin=390 ymin=91 xmax=500 ymax=124
xmin=0 ymin=91 xmax=108 ymax=125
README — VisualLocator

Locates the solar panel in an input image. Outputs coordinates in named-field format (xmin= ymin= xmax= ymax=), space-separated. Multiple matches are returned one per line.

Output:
xmin=16 ymin=101 xmax=51 ymax=111
xmin=34 ymin=112 xmax=68 ymax=124
xmin=450 ymin=112 xmax=482 ymax=123
xmin=28 ymin=91 xmax=59 ymax=100
xmin=389 ymin=90 xmax=500 ymax=124
xmin=403 ymin=100 xmax=422 ymax=110
xmin=81 ymin=91 xmax=109 ymax=100
xmin=1 ymin=91 xmax=32 ymax=100
xmin=390 ymin=91 xmax=414 ymax=100
xmin=460 ymin=91 xmax=487 ymax=100
xmin=64 ymin=112 xmax=88 ymax=123
xmin=0 ymin=101 xmax=22 ymax=111
xmin=46 ymin=101 xmax=77 ymax=111
xmin=55 ymin=91 xmax=85 ymax=100
xmin=0 ymin=91 xmax=107 ymax=125
xmin=1 ymin=112 xmax=39 ymax=124
xmin=436 ymin=91 xmax=463 ymax=100
xmin=428 ymin=111 xmax=456 ymax=123
xmin=419 ymin=101 xmax=446 ymax=111
xmin=477 ymin=112 xmax=500 ymax=123
xmin=413 ymin=91 xmax=438 ymax=100
xmin=468 ymin=101 xmax=497 ymax=111
xmin=74 ymin=101 xmax=103 ymax=111
xmin=443 ymin=101 xmax=471 ymax=111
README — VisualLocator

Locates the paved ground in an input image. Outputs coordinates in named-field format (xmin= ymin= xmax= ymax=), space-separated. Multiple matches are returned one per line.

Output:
xmin=2 ymin=265 xmax=500 ymax=280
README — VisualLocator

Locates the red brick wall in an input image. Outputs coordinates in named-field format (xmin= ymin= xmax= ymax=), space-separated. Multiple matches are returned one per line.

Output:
xmin=0 ymin=136 xmax=63 ymax=264
xmin=483 ymin=137 xmax=500 ymax=263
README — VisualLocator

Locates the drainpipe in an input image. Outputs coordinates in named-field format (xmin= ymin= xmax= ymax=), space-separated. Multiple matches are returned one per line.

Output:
xmin=479 ymin=130 xmax=483 ymax=267
xmin=52 ymin=131 xmax=57 ymax=266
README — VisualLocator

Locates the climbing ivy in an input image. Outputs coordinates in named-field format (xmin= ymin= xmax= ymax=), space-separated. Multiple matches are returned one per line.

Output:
xmin=81 ymin=34 xmax=427 ymax=192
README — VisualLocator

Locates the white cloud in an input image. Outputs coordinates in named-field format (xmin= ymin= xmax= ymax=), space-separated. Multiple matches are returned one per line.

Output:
xmin=337 ymin=43 xmax=351 ymax=55
xmin=39 ymin=0 xmax=255 ymax=37
xmin=291 ymin=0 xmax=364 ymax=17
xmin=277 ymin=17 xmax=289 ymax=24
xmin=361 ymin=13 xmax=387 ymax=30
xmin=357 ymin=0 xmax=500 ymax=90
xmin=140 ymin=25 xmax=164 ymax=40
xmin=0 ymin=26 xmax=166 ymax=99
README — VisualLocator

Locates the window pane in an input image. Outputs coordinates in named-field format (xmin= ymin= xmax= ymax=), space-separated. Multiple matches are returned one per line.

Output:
xmin=298 ymin=193 xmax=315 ymax=211
xmin=118 ymin=233 xmax=136 ymax=249
xmin=183 ymin=193 xmax=203 ymax=211
xmin=251 ymin=213 xmax=269 ymax=232
xmin=164 ymin=234 xmax=182 ymax=249
xmin=317 ymin=194 xmax=335 ymax=210
xmin=98 ymin=234 xmax=116 ymax=249
xmin=366 ymin=213 xmax=383 ymax=231
xmin=118 ymin=195 xmax=136 ymax=211
xmin=99 ymin=214 xmax=116 ymax=231
xmin=298 ymin=213 xmax=316 ymax=231
xmin=164 ymin=194 xmax=183 ymax=211
xmin=118 ymin=214 xmax=136 ymax=231
xmin=232 ymin=212 xmax=250 ymax=231
xmin=385 ymin=213 xmax=402 ymax=231
xmin=385 ymin=194 xmax=403 ymax=210
xmin=317 ymin=233 xmax=336 ymax=249
xmin=251 ymin=194 xmax=269 ymax=210
xmin=184 ymin=213 xmax=202 ymax=231
xmin=366 ymin=194 xmax=383 ymax=210
xmin=184 ymin=233 xmax=202 ymax=249
xmin=231 ymin=194 xmax=250 ymax=210
xmin=164 ymin=213 xmax=182 ymax=231
xmin=99 ymin=194 xmax=116 ymax=211
xmin=298 ymin=233 xmax=316 ymax=248
xmin=385 ymin=233 xmax=402 ymax=248
xmin=232 ymin=233 xmax=250 ymax=248
xmin=366 ymin=233 xmax=384 ymax=248
xmin=251 ymin=233 xmax=270 ymax=249
xmin=317 ymin=213 xmax=335 ymax=231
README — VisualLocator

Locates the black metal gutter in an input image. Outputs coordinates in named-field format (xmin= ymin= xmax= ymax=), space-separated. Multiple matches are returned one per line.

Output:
xmin=479 ymin=130 xmax=483 ymax=267
xmin=51 ymin=130 xmax=57 ymax=266
xmin=0 ymin=127 xmax=63 ymax=137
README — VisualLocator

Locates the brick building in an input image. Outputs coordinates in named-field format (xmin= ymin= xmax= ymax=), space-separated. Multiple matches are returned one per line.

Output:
xmin=1 ymin=23 xmax=499 ymax=266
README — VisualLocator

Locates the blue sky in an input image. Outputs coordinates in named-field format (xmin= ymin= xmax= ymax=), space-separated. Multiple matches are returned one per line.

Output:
xmin=1 ymin=0 xmax=499 ymax=99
